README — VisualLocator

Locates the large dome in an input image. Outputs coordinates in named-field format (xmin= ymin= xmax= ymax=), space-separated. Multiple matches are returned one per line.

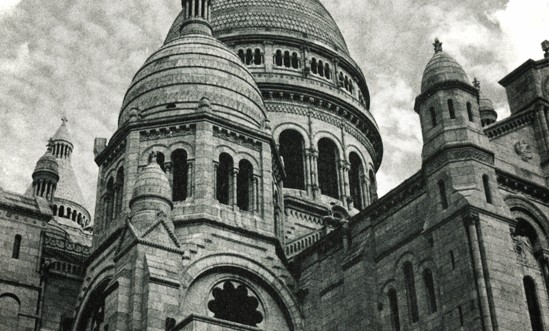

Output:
xmin=165 ymin=0 xmax=349 ymax=55
xmin=119 ymin=34 xmax=266 ymax=128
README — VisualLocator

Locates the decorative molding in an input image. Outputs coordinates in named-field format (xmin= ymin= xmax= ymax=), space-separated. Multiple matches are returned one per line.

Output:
xmin=43 ymin=235 xmax=91 ymax=255
xmin=212 ymin=126 xmax=262 ymax=151
xmin=101 ymin=140 xmax=126 ymax=168
xmin=514 ymin=140 xmax=533 ymax=161
xmin=140 ymin=123 xmax=196 ymax=141
xmin=484 ymin=110 xmax=535 ymax=139
xmin=497 ymin=170 xmax=549 ymax=204
xmin=425 ymin=146 xmax=494 ymax=175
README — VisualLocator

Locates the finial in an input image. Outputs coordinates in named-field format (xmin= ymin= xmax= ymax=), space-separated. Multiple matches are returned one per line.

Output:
xmin=46 ymin=138 xmax=55 ymax=152
xmin=542 ymin=40 xmax=549 ymax=59
xmin=61 ymin=116 xmax=68 ymax=124
xmin=473 ymin=77 xmax=480 ymax=89
xmin=433 ymin=38 xmax=443 ymax=53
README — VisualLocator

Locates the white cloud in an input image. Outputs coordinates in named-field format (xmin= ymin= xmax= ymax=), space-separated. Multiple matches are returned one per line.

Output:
xmin=0 ymin=0 xmax=22 ymax=14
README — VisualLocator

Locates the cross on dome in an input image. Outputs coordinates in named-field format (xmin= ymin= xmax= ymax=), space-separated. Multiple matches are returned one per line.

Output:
xmin=433 ymin=38 xmax=443 ymax=53
xmin=473 ymin=77 xmax=480 ymax=89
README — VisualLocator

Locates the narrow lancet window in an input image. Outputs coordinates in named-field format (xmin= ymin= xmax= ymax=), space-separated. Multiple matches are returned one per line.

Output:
xmin=237 ymin=160 xmax=253 ymax=211
xmin=448 ymin=99 xmax=455 ymax=119
xmin=423 ymin=269 xmax=437 ymax=313
xmin=438 ymin=180 xmax=448 ymax=209
xmin=388 ymin=289 xmax=400 ymax=331
xmin=403 ymin=262 xmax=419 ymax=322
xmin=467 ymin=102 xmax=473 ymax=121
xmin=523 ymin=277 xmax=543 ymax=331
xmin=429 ymin=107 xmax=437 ymax=127
xmin=216 ymin=153 xmax=233 ymax=205
xmin=279 ymin=130 xmax=305 ymax=190
xmin=482 ymin=174 xmax=492 ymax=204
xmin=12 ymin=235 xmax=21 ymax=259
xmin=172 ymin=149 xmax=188 ymax=202
xmin=349 ymin=152 xmax=364 ymax=210
xmin=317 ymin=138 xmax=339 ymax=199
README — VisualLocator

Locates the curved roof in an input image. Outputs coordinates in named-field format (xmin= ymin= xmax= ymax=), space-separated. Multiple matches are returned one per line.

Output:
xmin=131 ymin=158 xmax=172 ymax=207
xmin=52 ymin=119 xmax=73 ymax=144
xmin=119 ymin=33 xmax=266 ymax=129
xmin=164 ymin=0 xmax=349 ymax=54
xmin=33 ymin=151 xmax=58 ymax=178
xmin=421 ymin=41 xmax=470 ymax=93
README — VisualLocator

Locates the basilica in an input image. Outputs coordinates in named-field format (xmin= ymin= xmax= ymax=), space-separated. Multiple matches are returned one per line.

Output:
xmin=1 ymin=0 xmax=549 ymax=330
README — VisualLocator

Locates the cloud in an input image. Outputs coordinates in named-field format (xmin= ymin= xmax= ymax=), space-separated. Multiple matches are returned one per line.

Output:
xmin=0 ymin=0 xmax=22 ymax=15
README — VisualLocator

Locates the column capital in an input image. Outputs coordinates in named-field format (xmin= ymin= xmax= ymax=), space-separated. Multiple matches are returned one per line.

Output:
xmin=462 ymin=212 xmax=480 ymax=227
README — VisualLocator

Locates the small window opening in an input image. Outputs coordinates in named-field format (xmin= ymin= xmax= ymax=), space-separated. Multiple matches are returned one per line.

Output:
xmin=311 ymin=58 xmax=318 ymax=74
xmin=172 ymin=149 xmax=188 ymax=202
xmin=482 ymin=174 xmax=492 ymax=204
xmin=450 ymin=250 xmax=456 ymax=270
xmin=12 ymin=234 xmax=21 ymax=259
xmin=523 ymin=276 xmax=543 ymax=331
xmin=467 ymin=102 xmax=473 ymax=122
xmin=423 ymin=269 xmax=437 ymax=313
xmin=283 ymin=51 xmax=291 ymax=68
xmin=458 ymin=306 xmax=464 ymax=326
xmin=317 ymin=138 xmax=339 ymax=199
xmin=216 ymin=153 xmax=233 ymax=205
xmin=318 ymin=60 xmax=324 ymax=77
xmin=237 ymin=160 xmax=253 ymax=211
xmin=349 ymin=152 xmax=364 ymax=210
xmin=245 ymin=49 xmax=253 ymax=65
xmin=279 ymin=130 xmax=305 ymax=190
xmin=429 ymin=107 xmax=437 ymax=127
xmin=325 ymin=63 xmax=331 ymax=79
xmin=448 ymin=99 xmax=455 ymax=119
xmin=438 ymin=180 xmax=448 ymax=209
xmin=275 ymin=50 xmax=282 ymax=66
xmin=291 ymin=52 xmax=299 ymax=68
xmin=403 ymin=262 xmax=419 ymax=323
xmin=388 ymin=289 xmax=400 ymax=331
xmin=238 ymin=49 xmax=245 ymax=63
xmin=254 ymin=48 xmax=262 ymax=65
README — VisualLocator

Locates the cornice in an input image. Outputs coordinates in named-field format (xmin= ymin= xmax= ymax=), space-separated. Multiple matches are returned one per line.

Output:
xmin=423 ymin=144 xmax=494 ymax=175
xmin=496 ymin=169 xmax=549 ymax=205
xmin=499 ymin=58 xmax=549 ymax=86
xmin=414 ymin=80 xmax=479 ymax=112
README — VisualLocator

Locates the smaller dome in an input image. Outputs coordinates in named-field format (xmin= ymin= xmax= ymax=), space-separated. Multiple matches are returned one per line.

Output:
xmin=33 ymin=143 xmax=59 ymax=178
xmin=421 ymin=39 xmax=470 ymax=93
xmin=52 ymin=117 xmax=73 ymax=144
xmin=479 ymin=97 xmax=495 ymax=111
xmin=130 ymin=154 xmax=173 ymax=209
xmin=479 ymin=94 xmax=498 ymax=125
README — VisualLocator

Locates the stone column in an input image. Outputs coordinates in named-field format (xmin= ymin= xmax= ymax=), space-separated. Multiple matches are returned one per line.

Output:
xmin=360 ymin=173 xmax=369 ymax=207
xmin=535 ymin=249 xmax=549 ymax=294
xmin=187 ymin=160 xmax=194 ymax=198
xmin=232 ymin=168 xmax=239 ymax=207
xmin=463 ymin=214 xmax=494 ymax=331
xmin=264 ymin=41 xmax=273 ymax=73
xmin=252 ymin=176 xmax=260 ymax=212
xmin=332 ymin=58 xmax=339 ymax=87
xmin=213 ymin=161 xmax=219 ymax=200
xmin=307 ymin=148 xmax=319 ymax=198
xmin=301 ymin=45 xmax=310 ymax=77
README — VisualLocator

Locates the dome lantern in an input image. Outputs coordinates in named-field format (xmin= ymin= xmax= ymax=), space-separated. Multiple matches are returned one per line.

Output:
xmin=179 ymin=0 xmax=212 ymax=36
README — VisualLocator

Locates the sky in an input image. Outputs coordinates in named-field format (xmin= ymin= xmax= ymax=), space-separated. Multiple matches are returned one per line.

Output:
xmin=0 ymin=0 xmax=548 ymax=216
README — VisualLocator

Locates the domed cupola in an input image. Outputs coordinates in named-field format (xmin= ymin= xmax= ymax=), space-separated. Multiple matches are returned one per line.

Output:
xmin=31 ymin=139 xmax=59 ymax=201
xmin=474 ymin=78 xmax=498 ymax=127
xmin=130 ymin=152 xmax=173 ymax=214
xmin=421 ymin=38 xmax=471 ymax=93
xmin=118 ymin=0 xmax=266 ymax=130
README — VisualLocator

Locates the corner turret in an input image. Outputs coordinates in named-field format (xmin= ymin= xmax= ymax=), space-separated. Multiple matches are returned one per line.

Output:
xmin=31 ymin=139 xmax=59 ymax=201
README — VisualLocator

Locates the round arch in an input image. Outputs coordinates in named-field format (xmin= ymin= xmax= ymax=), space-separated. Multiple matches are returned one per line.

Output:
xmin=273 ymin=123 xmax=311 ymax=148
xmin=182 ymin=253 xmax=304 ymax=331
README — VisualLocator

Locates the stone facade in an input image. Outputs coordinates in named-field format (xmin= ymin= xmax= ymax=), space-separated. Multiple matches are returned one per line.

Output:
xmin=1 ymin=1 xmax=549 ymax=331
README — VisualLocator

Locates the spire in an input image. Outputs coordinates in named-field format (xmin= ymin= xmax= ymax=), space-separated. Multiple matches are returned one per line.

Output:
xmin=433 ymin=38 xmax=443 ymax=53
xmin=180 ymin=0 xmax=212 ymax=36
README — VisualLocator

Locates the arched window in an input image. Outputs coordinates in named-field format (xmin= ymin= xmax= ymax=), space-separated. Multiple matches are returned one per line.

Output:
xmin=523 ymin=277 xmax=543 ymax=331
xmin=172 ymin=149 xmax=188 ymax=202
xmin=429 ymin=107 xmax=437 ymax=127
xmin=67 ymin=207 xmax=72 ymax=219
xmin=115 ymin=167 xmax=124 ymax=216
xmin=283 ymin=51 xmax=291 ymax=68
xmin=77 ymin=281 xmax=110 ymax=331
xmin=0 ymin=294 xmax=20 ymax=330
xmin=438 ymin=180 xmax=448 ymax=209
xmin=59 ymin=205 xmax=65 ymax=218
xmin=403 ymin=262 xmax=419 ymax=322
xmin=369 ymin=170 xmax=377 ymax=202
xmin=245 ymin=49 xmax=253 ymax=65
xmin=208 ymin=281 xmax=263 ymax=327
xmin=216 ymin=153 xmax=233 ymax=205
xmin=466 ymin=102 xmax=473 ymax=121
xmin=388 ymin=289 xmax=400 ymax=331
xmin=12 ymin=235 xmax=21 ymax=259
xmin=275 ymin=50 xmax=282 ymax=66
xmin=156 ymin=152 xmax=166 ymax=172
xmin=254 ymin=49 xmax=262 ymax=65
xmin=447 ymin=99 xmax=455 ymax=119
xmin=311 ymin=58 xmax=318 ymax=74
xmin=339 ymin=72 xmax=344 ymax=85
xmin=52 ymin=204 xmax=58 ymax=216
xmin=291 ymin=52 xmax=299 ymax=69
xmin=317 ymin=138 xmax=339 ymax=198
xmin=105 ymin=177 xmax=115 ymax=221
xmin=423 ymin=269 xmax=437 ymax=313
xmin=318 ymin=60 xmax=324 ymax=77
xmin=482 ymin=174 xmax=492 ymax=204
xmin=72 ymin=210 xmax=77 ymax=221
xmin=325 ymin=63 xmax=331 ymax=79
xmin=349 ymin=152 xmax=364 ymax=210
xmin=237 ymin=160 xmax=253 ymax=211
xmin=279 ymin=130 xmax=305 ymax=190
xmin=77 ymin=213 xmax=83 ymax=226
xmin=344 ymin=76 xmax=349 ymax=91
xmin=237 ymin=49 xmax=245 ymax=63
